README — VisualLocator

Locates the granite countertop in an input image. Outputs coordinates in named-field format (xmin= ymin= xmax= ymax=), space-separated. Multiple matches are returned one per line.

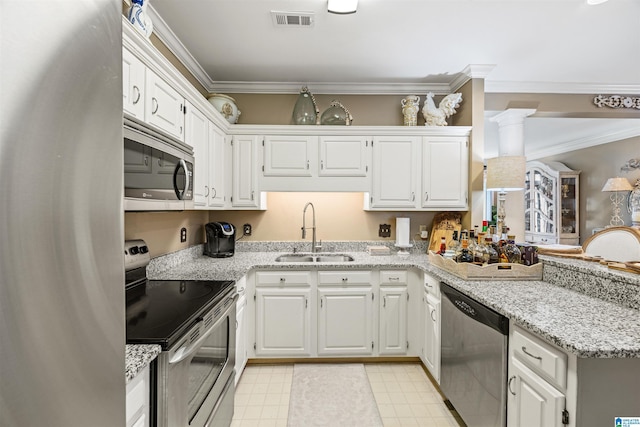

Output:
xmin=123 ymin=242 xmax=640 ymax=378
xmin=145 ymin=245 xmax=640 ymax=359
xmin=126 ymin=344 xmax=161 ymax=384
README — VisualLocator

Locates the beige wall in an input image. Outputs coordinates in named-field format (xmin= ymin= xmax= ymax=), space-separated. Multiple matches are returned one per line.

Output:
xmin=538 ymin=136 xmax=640 ymax=242
xmin=124 ymin=211 xmax=209 ymax=257
xmin=124 ymin=194 xmax=438 ymax=256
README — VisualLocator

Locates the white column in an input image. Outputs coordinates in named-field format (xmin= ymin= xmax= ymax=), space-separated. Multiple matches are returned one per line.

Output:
xmin=488 ymin=109 xmax=536 ymax=241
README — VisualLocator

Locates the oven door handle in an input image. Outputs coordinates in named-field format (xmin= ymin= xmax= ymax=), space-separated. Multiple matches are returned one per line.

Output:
xmin=168 ymin=294 xmax=238 ymax=365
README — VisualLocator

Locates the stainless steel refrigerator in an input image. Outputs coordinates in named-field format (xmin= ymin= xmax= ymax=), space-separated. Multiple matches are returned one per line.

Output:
xmin=0 ymin=1 xmax=124 ymax=425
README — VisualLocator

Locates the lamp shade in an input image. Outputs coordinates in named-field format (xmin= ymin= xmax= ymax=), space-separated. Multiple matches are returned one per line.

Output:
xmin=328 ymin=0 xmax=357 ymax=14
xmin=602 ymin=177 xmax=633 ymax=192
xmin=486 ymin=156 xmax=526 ymax=191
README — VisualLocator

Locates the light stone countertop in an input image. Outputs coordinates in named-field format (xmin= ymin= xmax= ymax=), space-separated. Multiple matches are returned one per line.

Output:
xmin=147 ymin=247 xmax=640 ymax=359
xmin=126 ymin=243 xmax=640 ymax=378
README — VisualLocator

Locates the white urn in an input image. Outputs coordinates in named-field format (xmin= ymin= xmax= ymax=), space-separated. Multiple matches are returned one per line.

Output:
xmin=208 ymin=94 xmax=241 ymax=124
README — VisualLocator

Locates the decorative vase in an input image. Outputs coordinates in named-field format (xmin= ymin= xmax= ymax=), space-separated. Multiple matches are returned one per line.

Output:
xmin=127 ymin=0 xmax=153 ymax=38
xmin=291 ymin=87 xmax=319 ymax=125
xmin=401 ymin=95 xmax=420 ymax=126
xmin=320 ymin=100 xmax=353 ymax=125
xmin=208 ymin=94 xmax=241 ymax=124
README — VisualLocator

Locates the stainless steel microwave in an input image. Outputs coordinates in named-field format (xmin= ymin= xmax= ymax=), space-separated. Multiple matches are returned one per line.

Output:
xmin=124 ymin=119 xmax=194 ymax=211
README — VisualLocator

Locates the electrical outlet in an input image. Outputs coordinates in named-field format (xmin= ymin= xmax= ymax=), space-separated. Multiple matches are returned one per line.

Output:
xmin=243 ymin=223 xmax=252 ymax=236
xmin=379 ymin=224 xmax=391 ymax=238
xmin=180 ymin=227 xmax=187 ymax=243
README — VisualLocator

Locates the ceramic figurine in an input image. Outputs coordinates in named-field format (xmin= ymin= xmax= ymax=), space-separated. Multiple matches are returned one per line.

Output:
xmin=422 ymin=92 xmax=463 ymax=126
xmin=401 ymin=95 xmax=420 ymax=126
xmin=128 ymin=0 xmax=153 ymax=38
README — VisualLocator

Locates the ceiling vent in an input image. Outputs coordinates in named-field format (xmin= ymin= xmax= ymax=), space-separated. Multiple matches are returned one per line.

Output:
xmin=271 ymin=11 xmax=315 ymax=28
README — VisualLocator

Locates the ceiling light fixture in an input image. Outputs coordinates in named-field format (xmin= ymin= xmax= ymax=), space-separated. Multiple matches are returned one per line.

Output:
xmin=587 ymin=0 xmax=609 ymax=5
xmin=328 ymin=0 xmax=357 ymax=14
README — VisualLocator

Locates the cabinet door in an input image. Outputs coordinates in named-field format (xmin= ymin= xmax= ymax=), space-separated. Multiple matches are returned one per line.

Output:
xmin=144 ymin=69 xmax=185 ymax=141
xmin=255 ymin=287 xmax=312 ymax=356
xmin=508 ymin=358 xmax=565 ymax=427
xmin=423 ymin=293 xmax=440 ymax=383
xmin=208 ymin=123 xmax=227 ymax=208
xmin=126 ymin=365 xmax=149 ymax=427
xmin=185 ymin=103 xmax=209 ymax=207
xmin=422 ymin=136 xmax=468 ymax=209
xmin=370 ymin=136 xmax=419 ymax=209
xmin=317 ymin=287 xmax=374 ymax=356
xmin=122 ymin=48 xmax=145 ymax=119
xmin=319 ymin=136 xmax=369 ymax=177
xmin=231 ymin=135 xmax=261 ymax=208
xmin=379 ymin=286 xmax=408 ymax=355
xmin=234 ymin=296 xmax=247 ymax=385
xmin=263 ymin=135 xmax=315 ymax=177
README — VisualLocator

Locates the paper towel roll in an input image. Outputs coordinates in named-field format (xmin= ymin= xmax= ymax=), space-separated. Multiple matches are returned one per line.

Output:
xmin=396 ymin=217 xmax=410 ymax=246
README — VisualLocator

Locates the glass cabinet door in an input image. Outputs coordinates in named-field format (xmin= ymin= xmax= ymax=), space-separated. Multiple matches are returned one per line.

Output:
xmin=532 ymin=168 xmax=556 ymax=236
xmin=560 ymin=176 xmax=578 ymax=235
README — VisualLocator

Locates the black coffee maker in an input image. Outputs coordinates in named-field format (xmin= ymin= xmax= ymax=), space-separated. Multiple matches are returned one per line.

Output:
xmin=204 ymin=222 xmax=235 ymax=258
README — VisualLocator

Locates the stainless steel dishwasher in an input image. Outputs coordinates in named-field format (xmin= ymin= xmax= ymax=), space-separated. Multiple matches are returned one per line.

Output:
xmin=439 ymin=282 xmax=509 ymax=427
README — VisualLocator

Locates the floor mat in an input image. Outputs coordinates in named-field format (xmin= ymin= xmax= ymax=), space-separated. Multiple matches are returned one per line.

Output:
xmin=288 ymin=363 xmax=383 ymax=427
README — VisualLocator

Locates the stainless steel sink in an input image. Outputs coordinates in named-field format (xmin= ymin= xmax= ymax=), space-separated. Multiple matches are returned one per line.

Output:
xmin=274 ymin=255 xmax=315 ymax=263
xmin=275 ymin=254 xmax=354 ymax=263
xmin=315 ymin=255 xmax=354 ymax=263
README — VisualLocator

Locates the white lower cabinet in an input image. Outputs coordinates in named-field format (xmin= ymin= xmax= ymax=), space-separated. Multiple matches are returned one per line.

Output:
xmin=317 ymin=286 xmax=374 ymax=356
xmin=379 ymin=270 xmax=408 ymax=355
xmin=235 ymin=276 xmax=248 ymax=384
xmin=254 ymin=271 xmax=312 ymax=357
xmin=317 ymin=270 xmax=374 ymax=356
xmin=508 ymin=358 xmax=566 ymax=427
xmin=421 ymin=273 xmax=441 ymax=383
xmin=126 ymin=365 xmax=149 ymax=427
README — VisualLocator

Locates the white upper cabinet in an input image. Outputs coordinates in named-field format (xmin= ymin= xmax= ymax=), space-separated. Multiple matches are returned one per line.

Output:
xmin=208 ymin=123 xmax=227 ymax=208
xmin=263 ymin=135 xmax=315 ymax=177
xmin=186 ymin=102 xmax=209 ymax=207
xmin=421 ymin=136 xmax=468 ymax=209
xmin=144 ymin=70 xmax=185 ymax=142
xmin=369 ymin=136 xmax=420 ymax=209
xmin=259 ymin=133 xmax=370 ymax=192
xmin=122 ymin=48 xmax=145 ymax=120
xmin=232 ymin=135 xmax=265 ymax=209
xmin=319 ymin=136 xmax=369 ymax=177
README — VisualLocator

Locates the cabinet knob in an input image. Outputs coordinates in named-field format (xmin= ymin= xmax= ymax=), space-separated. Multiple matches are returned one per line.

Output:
xmin=151 ymin=97 xmax=159 ymax=114
xmin=204 ymin=185 xmax=209 ymax=197
xmin=211 ymin=187 xmax=217 ymax=199
xmin=508 ymin=376 xmax=516 ymax=395
xmin=424 ymin=192 xmax=429 ymax=201
xmin=430 ymin=309 xmax=436 ymax=322
xmin=342 ymin=277 xmax=348 ymax=282
xmin=521 ymin=346 xmax=542 ymax=360
xmin=280 ymin=277 xmax=286 ymax=283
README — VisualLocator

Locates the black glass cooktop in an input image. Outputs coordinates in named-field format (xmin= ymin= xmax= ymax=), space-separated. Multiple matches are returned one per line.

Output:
xmin=126 ymin=279 xmax=235 ymax=350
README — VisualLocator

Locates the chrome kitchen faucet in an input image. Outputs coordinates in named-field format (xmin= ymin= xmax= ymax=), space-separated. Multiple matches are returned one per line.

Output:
xmin=301 ymin=202 xmax=322 ymax=253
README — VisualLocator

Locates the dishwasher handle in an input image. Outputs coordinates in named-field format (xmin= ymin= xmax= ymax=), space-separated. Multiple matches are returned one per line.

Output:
xmin=440 ymin=282 xmax=509 ymax=335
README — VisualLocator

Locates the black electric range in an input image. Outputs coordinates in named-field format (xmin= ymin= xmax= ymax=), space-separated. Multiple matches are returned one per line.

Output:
xmin=124 ymin=240 xmax=235 ymax=350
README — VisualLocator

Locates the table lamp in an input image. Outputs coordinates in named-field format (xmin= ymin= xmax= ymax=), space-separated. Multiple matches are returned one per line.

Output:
xmin=486 ymin=156 xmax=526 ymax=238
xmin=601 ymin=177 xmax=633 ymax=227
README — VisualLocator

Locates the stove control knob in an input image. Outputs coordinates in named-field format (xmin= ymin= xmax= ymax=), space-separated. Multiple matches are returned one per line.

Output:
xmin=129 ymin=246 xmax=139 ymax=255
xmin=139 ymin=245 xmax=149 ymax=254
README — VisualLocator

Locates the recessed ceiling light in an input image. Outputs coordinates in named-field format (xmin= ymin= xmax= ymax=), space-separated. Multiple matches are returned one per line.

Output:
xmin=587 ymin=0 xmax=609 ymax=5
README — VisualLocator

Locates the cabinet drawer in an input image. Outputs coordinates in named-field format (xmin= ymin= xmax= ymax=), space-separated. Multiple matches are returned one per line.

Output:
xmin=318 ymin=270 xmax=372 ymax=285
xmin=126 ymin=365 xmax=149 ymax=427
xmin=380 ymin=270 xmax=408 ymax=284
xmin=513 ymin=327 xmax=567 ymax=389
xmin=255 ymin=271 xmax=312 ymax=286
xmin=424 ymin=273 xmax=440 ymax=298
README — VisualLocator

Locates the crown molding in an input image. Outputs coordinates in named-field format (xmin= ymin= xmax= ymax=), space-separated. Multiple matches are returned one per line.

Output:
xmin=146 ymin=5 xmax=216 ymax=91
xmin=526 ymin=126 xmax=640 ymax=160
xmin=209 ymin=81 xmax=455 ymax=95
xmin=486 ymin=80 xmax=640 ymax=95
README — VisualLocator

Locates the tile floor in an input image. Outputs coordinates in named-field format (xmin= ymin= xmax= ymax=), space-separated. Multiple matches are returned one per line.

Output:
xmin=231 ymin=363 xmax=463 ymax=427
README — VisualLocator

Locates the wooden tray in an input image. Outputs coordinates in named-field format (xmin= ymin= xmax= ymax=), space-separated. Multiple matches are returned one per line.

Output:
xmin=428 ymin=251 xmax=543 ymax=281
xmin=428 ymin=212 xmax=462 ymax=253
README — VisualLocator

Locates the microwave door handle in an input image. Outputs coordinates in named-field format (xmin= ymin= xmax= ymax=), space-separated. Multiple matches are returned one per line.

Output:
xmin=173 ymin=159 xmax=189 ymax=200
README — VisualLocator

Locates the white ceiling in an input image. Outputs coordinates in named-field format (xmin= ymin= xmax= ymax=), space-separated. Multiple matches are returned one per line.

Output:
xmin=146 ymin=0 xmax=640 ymax=158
